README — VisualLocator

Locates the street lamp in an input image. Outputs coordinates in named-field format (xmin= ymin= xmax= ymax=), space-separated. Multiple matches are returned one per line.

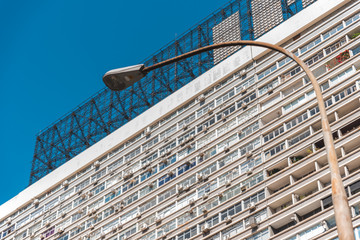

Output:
xmin=103 ymin=41 xmax=354 ymax=240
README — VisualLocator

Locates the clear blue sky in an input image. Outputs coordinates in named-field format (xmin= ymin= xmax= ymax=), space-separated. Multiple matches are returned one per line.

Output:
xmin=0 ymin=0 xmax=229 ymax=205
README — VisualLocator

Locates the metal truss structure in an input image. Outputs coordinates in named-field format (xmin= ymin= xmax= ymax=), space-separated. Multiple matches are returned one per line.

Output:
xmin=30 ymin=0 xmax=317 ymax=184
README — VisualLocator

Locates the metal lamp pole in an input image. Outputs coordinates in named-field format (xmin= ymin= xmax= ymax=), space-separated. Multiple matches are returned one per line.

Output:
xmin=103 ymin=41 xmax=354 ymax=239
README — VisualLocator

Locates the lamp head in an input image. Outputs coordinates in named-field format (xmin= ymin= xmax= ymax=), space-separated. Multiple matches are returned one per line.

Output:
xmin=103 ymin=64 xmax=146 ymax=91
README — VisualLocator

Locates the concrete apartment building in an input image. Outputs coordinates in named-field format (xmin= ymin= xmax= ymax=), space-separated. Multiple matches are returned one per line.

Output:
xmin=1 ymin=0 xmax=360 ymax=239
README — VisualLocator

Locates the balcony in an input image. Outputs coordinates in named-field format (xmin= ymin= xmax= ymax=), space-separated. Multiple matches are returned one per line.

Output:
xmin=325 ymin=49 xmax=351 ymax=70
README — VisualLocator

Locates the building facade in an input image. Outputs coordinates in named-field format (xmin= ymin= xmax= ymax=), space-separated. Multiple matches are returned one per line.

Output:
xmin=1 ymin=0 xmax=360 ymax=240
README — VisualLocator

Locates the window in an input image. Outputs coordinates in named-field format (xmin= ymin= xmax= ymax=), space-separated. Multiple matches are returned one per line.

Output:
xmin=178 ymin=113 xmax=195 ymax=129
xmin=240 ymin=137 xmax=260 ymax=156
xmin=222 ymin=222 xmax=244 ymax=239
xmin=139 ymin=182 xmax=156 ymax=198
xmin=265 ymin=142 xmax=285 ymax=159
xmin=158 ymin=187 xmax=176 ymax=203
xmin=158 ymin=203 xmax=176 ymax=218
xmin=305 ymin=51 xmax=324 ymax=66
xmin=218 ymin=151 xmax=239 ymax=168
xmin=197 ymin=181 xmax=218 ymax=198
xmin=140 ymin=198 xmax=156 ymax=213
xmin=69 ymin=223 xmax=85 ymax=237
xmin=220 ymin=184 xmax=241 ymax=203
xmin=329 ymin=67 xmax=355 ymax=87
xmin=108 ymin=158 xmax=122 ymax=171
xmin=91 ymin=168 xmax=106 ymax=182
xmin=122 ymin=177 xmax=139 ymax=192
xmin=197 ymin=131 xmax=216 ymax=148
xmin=177 ymin=226 xmax=197 ymax=240
xmin=238 ymin=107 xmax=258 ymax=124
xmin=198 ymin=162 xmax=217 ymax=176
xmin=75 ymin=178 xmax=90 ymax=193
xmin=246 ymin=228 xmax=269 ymax=240
xmin=241 ymin=172 xmax=264 ymax=189
xmin=197 ymin=117 xmax=215 ymax=132
xmin=217 ymin=118 xmax=237 ymax=136
xmin=121 ymin=208 xmax=138 ymax=224
xmin=281 ymin=66 xmax=301 ymax=81
xmin=259 ymin=79 xmax=279 ymax=96
xmin=60 ymin=188 xmax=74 ymax=201
xmin=142 ymin=136 xmax=159 ymax=150
xmin=30 ymin=206 xmax=44 ymax=220
xmin=258 ymin=64 xmax=277 ymax=80
xmin=216 ymin=104 xmax=236 ymax=121
xmin=243 ymin=190 xmax=265 ymax=209
xmin=221 ymin=202 xmax=242 ymax=220
xmin=345 ymin=12 xmax=360 ymax=26
xmin=158 ymin=171 xmax=176 ymax=187
xmin=283 ymin=90 xmax=314 ymax=113
xmin=124 ymin=147 xmax=141 ymax=162
xmin=237 ymin=92 xmax=257 ymax=108
xmin=278 ymin=57 xmax=291 ymax=67
xmin=90 ymin=182 xmax=105 ymax=196
xmin=159 ymin=125 xmax=177 ymax=141
xmin=178 ymin=161 xmax=196 ymax=176
xmin=324 ymin=37 xmax=346 ymax=55
xmin=245 ymin=209 xmax=267 ymax=226
xmin=159 ymin=140 xmax=177 ymax=155
xmin=235 ymin=77 xmax=255 ymax=93
xmin=300 ymin=37 xmax=321 ymax=54
xmin=263 ymin=126 xmax=284 ymax=143
xmin=102 ymin=219 xmax=118 ymax=234
xmin=198 ymin=197 xmax=219 ymax=214
xmin=289 ymin=130 xmax=311 ymax=146
xmin=323 ymin=23 xmax=344 ymax=40
xmin=217 ymin=134 xmax=238 ymax=151
xmin=216 ymin=89 xmax=235 ymax=106
xmin=157 ymin=220 xmax=176 ymax=237
xmin=123 ymin=192 xmax=138 ymax=206
xmin=240 ymin=154 xmax=262 ymax=174
xmin=286 ymin=112 xmax=308 ymax=130
xmin=196 ymin=101 xmax=215 ymax=118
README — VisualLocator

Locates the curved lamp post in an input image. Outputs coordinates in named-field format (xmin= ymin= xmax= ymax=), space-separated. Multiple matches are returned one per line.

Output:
xmin=103 ymin=41 xmax=354 ymax=239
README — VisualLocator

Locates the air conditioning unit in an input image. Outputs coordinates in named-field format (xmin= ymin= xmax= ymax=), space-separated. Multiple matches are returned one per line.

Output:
xmin=198 ymin=94 xmax=205 ymax=102
xmin=147 ymin=182 xmax=154 ymax=188
xmin=246 ymin=151 xmax=253 ymax=158
xmin=237 ymin=129 xmax=243 ymax=135
xmin=114 ymin=205 xmax=120 ymax=212
xmin=110 ymin=188 xmax=116 ymax=194
xmin=249 ymin=216 xmax=258 ymax=228
xmin=202 ymin=193 xmax=209 ymax=200
xmin=87 ymin=191 xmax=94 ymax=197
xmin=242 ymin=103 xmax=248 ymax=109
xmin=142 ymin=161 xmax=150 ymax=170
xmin=145 ymin=126 xmax=151 ymax=136
xmin=44 ymin=220 xmax=50 ymax=227
xmin=218 ymin=192 xmax=224 ymax=198
xmin=92 ymin=179 xmax=99 ymax=186
xmin=188 ymin=208 xmax=195 ymax=214
xmin=111 ymin=225 xmax=118 ymax=233
xmin=224 ymin=216 xmax=232 ymax=224
xmin=141 ymin=223 xmax=149 ymax=231
xmin=182 ymin=124 xmax=188 ymax=130
xmin=197 ymin=174 xmax=203 ymax=181
xmin=177 ymin=184 xmax=184 ymax=193
xmin=240 ymin=86 xmax=247 ymax=94
xmin=225 ymin=179 xmax=231 ymax=187
xmin=117 ymin=223 xmax=123 ymax=230
xmin=207 ymin=107 xmax=214 ymax=114
xmin=241 ymin=185 xmax=248 ymax=192
xmin=165 ymin=149 xmax=171 ymax=155
xmin=202 ymin=208 xmax=208 ymax=214
xmin=93 ymin=160 xmax=100 ymax=168
xmin=33 ymin=198 xmax=40 ymax=206
xmin=167 ymin=170 xmax=175 ymax=177
xmin=80 ymin=192 xmax=87 ymax=199
xmin=203 ymin=125 xmax=208 ymax=132
xmin=62 ymin=180 xmax=69 ymax=187
xmin=136 ymin=212 xmax=142 ymax=219
xmin=189 ymin=199 xmax=195 ymax=205
xmin=198 ymin=151 xmax=205 ymax=157
xmin=161 ymin=158 xmax=169 ymax=165
xmin=61 ymin=212 xmax=67 ymax=218
xmin=123 ymin=170 xmax=133 ymax=179
xmin=29 ymin=232 xmax=36 ymax=237
xmin=100 ymin=232 xmax=106 ymax=239
xmin=246 ymin=168 xmax=253 ymax=175
xmin=222 ymin=236 xmax=231 ymax=240
xmin=184 ymin=185 xmax=190 ymax=191
xmin=146 ymin=167 xmax=153 ymax=173
xmin=185 ymin=136 xmax=190 ymax=143
xmin=248 ymin=202 xmax=256 ymax=210
xmin=57 ymin=227 xmax=64 ymax=234
xmin=201 ymin=223 xmax=210 ymax=233
xmin=223 ymin=146 xmax=230 ymax=153
xmin=155 ymin=216 xmax=162 ymax=224
xmin=77 ymin=208 xmax=83 ymax=214
xmin=203 ymin=174 xmax=209 ymax=181
xmin=321 ymin=220 xmax=329 ymax=231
